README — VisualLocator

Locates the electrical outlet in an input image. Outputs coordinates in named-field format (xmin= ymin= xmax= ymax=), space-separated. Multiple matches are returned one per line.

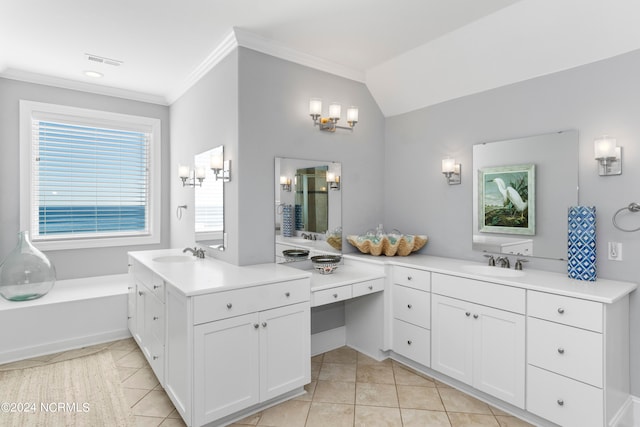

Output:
xmin=608 ymin=242 xmax=623 ymax=261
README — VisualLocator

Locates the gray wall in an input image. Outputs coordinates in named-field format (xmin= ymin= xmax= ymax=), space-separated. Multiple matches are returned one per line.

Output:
xmin=384 ymin=49 xmax=640 ymax=394
xmin=0 ymin=78 xmax=170 ymax=279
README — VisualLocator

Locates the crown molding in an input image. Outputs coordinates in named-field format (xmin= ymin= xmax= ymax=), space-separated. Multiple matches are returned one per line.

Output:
xmin=0 ymin=68 xmax=169 ymax=105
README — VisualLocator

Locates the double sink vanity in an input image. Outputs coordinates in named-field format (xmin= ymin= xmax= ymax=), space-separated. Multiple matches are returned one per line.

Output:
xmin=127 ymin=248 xmax=636 ymax=427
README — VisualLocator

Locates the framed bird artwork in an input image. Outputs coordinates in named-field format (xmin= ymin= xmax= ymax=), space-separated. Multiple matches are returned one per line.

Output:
xmin=478 ymin=164 xmax=535 ymax=235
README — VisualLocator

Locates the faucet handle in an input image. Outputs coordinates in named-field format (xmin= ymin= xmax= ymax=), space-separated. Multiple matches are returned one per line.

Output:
xmin=483 ymin=254 xmax=495 ymax=266
xmin=515 ymin=258 xmax=528 ymax=270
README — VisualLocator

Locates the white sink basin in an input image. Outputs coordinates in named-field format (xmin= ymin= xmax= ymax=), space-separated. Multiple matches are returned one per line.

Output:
xmin=153 ymin=255 xmax=196 ymax=263
xmin=461 ymin=265 xmax=526 ymax=278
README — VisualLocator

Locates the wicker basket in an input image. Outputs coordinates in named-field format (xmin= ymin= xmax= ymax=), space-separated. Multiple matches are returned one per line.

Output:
xmin=347 ymin=234 xmax=428 ymax=256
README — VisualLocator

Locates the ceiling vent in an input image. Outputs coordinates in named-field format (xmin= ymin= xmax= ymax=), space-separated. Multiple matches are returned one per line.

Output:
xmin=85 ymin=53 xmax=123 ymax=67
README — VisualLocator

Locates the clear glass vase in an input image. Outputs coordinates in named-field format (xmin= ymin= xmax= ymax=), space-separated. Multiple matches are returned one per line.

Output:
xmin=0 ymin=231 xmax=56 ymax=301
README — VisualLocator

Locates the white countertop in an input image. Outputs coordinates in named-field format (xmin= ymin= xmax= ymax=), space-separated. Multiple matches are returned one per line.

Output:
xmin=129 ymin=249 xmax=311 ymax=297
xmin=344 ymin=253 xmax=637 ymax=304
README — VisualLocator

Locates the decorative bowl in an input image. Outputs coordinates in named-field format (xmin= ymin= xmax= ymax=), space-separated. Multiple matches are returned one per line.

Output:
xmin=347 ymin=234 xmax=428 ymax=256
xmin=311 ymin=255 xmax=342 ymax=274
xmin=283 ymin=249 xmax=309 ymax=262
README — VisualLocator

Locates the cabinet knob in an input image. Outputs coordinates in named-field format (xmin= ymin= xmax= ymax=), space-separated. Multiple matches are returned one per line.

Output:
xmin=138 ymin=291 xmax=144 ymax=296
xmin=152 ymin=356 xmax=159 ymax=360
xmin=333 ymin=293 xmax=338 ymax=298
xmin=127 ymin=316 xmax=132 ymax=319
xmin=262 ymin=322 xmax=267 ymax=328
xmin=407 ymin=276 xmax=413 ymax=281
xmin=557 ymin=399 xmax=564 ymax=406
xmin=226 ymin=303 xmax=232 ymax=309
xmin=407 ymin=340 xmax=412 ymax=345
xmin=368 ymin=285 xmax=373 ymax=290
xmin=465 ymin=312 xmax=471 ymax=317
xmin=153 ymin=285 xmax=160 ymax=289
xmin=153 ymin=316 xmax=159 ymax=320
xmin=473 ymin=314 xmax=479 ymax=319
xmin=127 ymin=286 xmax=132 ymax=290
xmin=285 ymin=292 xmax=290 ymax=297
xmin=254 ymin=323 xmax=259 ymax=329
xmin=557 ymin=347 xmax=565 ymax=354
xmin=557 ymin=307 xmax=565 ymax=314
xmin=407 ymin=304 xmax=413 ymax=309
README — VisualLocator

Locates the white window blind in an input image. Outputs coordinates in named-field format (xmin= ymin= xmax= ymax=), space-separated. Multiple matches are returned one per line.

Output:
xmin=32 ymin=120 xmax=150 ymax=239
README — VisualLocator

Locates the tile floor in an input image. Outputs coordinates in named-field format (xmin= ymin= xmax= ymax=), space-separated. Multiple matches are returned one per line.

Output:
xmin=3 ymin=339 xmax=536 ymax=427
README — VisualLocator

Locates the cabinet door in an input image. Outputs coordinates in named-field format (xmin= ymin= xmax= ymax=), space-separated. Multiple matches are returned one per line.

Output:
xmin=134 ymin=284 xmax=146 ymax=349
xmin=473 ymin=304 xmax=525 ymax=408
xmin=431 ymin=294 xmax=473 ymax=384
xmin=127 ymin=279 xmax=136 ymax=335
xmin=259 ymin=302 xmax=310 ymax=401
xmin=194 ymin=313 xmax=260 ymax=426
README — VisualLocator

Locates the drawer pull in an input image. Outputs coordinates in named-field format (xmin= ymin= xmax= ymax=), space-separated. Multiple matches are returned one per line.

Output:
xmin=254 ymin=323 xmax=259 ymax=329
xmin=152 ymin=355 xmax=159 ymax=360
xmin=127 ymin=286 xmax=132 ymax=290
xmin=153 ymin=285 xmax=161 ymax=289
xmin=153 ymin=316 xmax=159 ymax=320
xmin=127 ymin=316 xmax=132 ymax=319
xmin=407 ymin=276 xmax=413 ymax=281
xmin=226 ymin=303 xmax=232 ymax=309
xmin=557 ymin=399 xmax=564 ymax=406
xmin=138 ymin=291 xmax=144 ymax=296
xmin=407 ymin=304 xmax=413 ymax=309
xmin=333 ymin=293 xmax=338 ymax=298
xmin=262 ymin=322 xmax=267 ymax=328
xmin=368 ymin=285 xmax=373 ymax=290
xmin=407 ymin=340 xmax=412 ymax=345
xmin=285 ymin=292 xmax=290 ymax=297
xmin=557 ymin=347 xmax=565 ymax=354
xmin=557 ymin=307 xmax=565 ymax=314
xmin=465 ymin=312 xmax=471 ymax=317
xmin=473 ymin=314 xmax=479 ymax=319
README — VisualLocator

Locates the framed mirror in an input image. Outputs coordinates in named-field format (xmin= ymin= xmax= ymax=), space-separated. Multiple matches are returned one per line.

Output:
xmin=472 ymin=130 xmax=578 ymax=260
xmin=275 ymin=157 xmax=341 ymax=264
xmin=195 ymin=146 xmax=225 ymax=250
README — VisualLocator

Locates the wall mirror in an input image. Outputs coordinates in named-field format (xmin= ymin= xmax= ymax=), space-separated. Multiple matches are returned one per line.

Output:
xmin=274 ymin=157 xmax=342 ymax=264
xmin=472 ymin=130 xmax=578 ymax=260
xmin=195 ymin=146 xmax=225 ymax=250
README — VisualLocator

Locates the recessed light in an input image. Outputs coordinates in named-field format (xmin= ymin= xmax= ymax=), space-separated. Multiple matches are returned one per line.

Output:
xmin=84 ymin=70 xmax=103 ymax=78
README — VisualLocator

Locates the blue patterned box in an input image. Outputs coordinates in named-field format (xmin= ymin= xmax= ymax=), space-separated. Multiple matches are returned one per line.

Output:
xmin=282 ymin=204 xmax=294 ymax=237
xmin=568 ymin=206 xmax=596 ymax=281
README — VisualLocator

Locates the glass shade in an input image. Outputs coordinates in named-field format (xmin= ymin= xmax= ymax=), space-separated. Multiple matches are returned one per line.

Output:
xmin=0 ymin=231 xmax=56 ymax=301
xmin=329 ymin=103 xmax=341 ymax=120
xmin=178 ymin=164 xmax=190 ymax=178
xmin=309 ymin=98 xmax=322 ymax=116
xmin=347 ymin=107 xmax=359 ymax=123
xmin=442 ymin=158 xmax=456 ymax=173
xmin=594 ymin=136 xmax=617 ymax=159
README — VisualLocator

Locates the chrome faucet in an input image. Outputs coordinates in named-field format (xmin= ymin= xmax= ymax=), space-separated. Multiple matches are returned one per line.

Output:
xmin=483 ymin=254 xmax=496 ymax=266
xmin=183 ymin=247 xmax=205 ymax=259
xmin=301 ymin=233 xmax=317 ymax=241
xmin=496 ymin=256 xmax=511 ymax=268
xmin=514 ymin=258 xmax=528 ymax=270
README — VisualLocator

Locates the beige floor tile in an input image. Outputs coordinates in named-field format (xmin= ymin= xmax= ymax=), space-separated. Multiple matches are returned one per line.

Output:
xmin=294 ymin=380 xmax=317 ymax=401
xmin=122 ymin=366 xmax=161 ymax=390
xmin=116 ymin=349 xmax=148 ymax=368
xmin=123 ymin=387 xmax=151 ymax=408
xmin=310 ymin=361 xmax=321 ymax=380
xmin=118 ymin=366 xmax=140 ymax=381
xmin=393 ymin=365 xmax=436 ymax=387
xmin=232 ymin=412 xmax=262 ymax=425
xmin=490 ymin=406 xmax=510 ymax=417
xmin=167 ymin=409 xmax=183 ymax=419
xmin=355 ymin=382 xmax=399 ymax=407
xmin=311 ymin=354 xmax=324 ymax=364
xmin=48 ymin=344 xmax=109 ymax=362
xmin=132 ymin=390 xmax=176 ymax=418
xmin=159 ymin=418 xmax=187 ymax=426
xmin=439 ymin=387 xmax=493 ymax=414
xmin=110 ymin=348 xmax=134 ymax=362
xmin=257 ymin=399 xmax=310 ymax=427
xmin=448 ymin=412 xmax=500 ymax=427
xmin=306 ymin=402 xmax=354 ymax=427
xmin=495 ymin=415 xmax=536 ymax=427
xmin=135 ymin=415 xmax=165 ymax=426
xmin=357 ymin=363 xmax=395 ymax=384
xmin=109 ymin=337 xmax=139 ymax=351
xmin=357 ymin=352 xmax=391 ymax=366
xmin=323 ymin=346 xmax=358 ymax=364
xmin=318 ymin=362 xmax=357 ymax=382
xmin=401 ymin=408 xmax=451 ymax=427
xmin=397 ymin=385 xmax=445 ymax=411
xmin=313 ymin=380 xmax=356 ymax=404
xmin=354 ymin=405 xmax=403 ymax=426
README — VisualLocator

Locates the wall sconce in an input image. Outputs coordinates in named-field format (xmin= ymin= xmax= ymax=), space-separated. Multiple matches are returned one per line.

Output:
xmin=210 ymin=152 xmax=232 ymax=182
xmin=179 ymin=164 xmax=206 ymax=187
xmin=594 ymin=135 xmax=621 ymax=176
xmin=280 ymin=176 xmax=292 ymax=192
xmin=309 ymin=98 xmax=358 ymax=132
xmin=442 ymin=158 xmax=461 ymax=185
xmin=326 ymin=172 xmax=341 ymax=190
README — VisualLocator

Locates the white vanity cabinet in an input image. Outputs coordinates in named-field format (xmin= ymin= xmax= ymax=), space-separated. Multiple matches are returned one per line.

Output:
xmin=526 ymin=290 xmax=629 ymax=427
xmin=128 ymin=258 xmax=166 ymax=383
xmin=391 ymin=266 xmax=431 ymax=367
xmin=165 ymin=277 xmax=311 ymax=427
xmin=431 ymin=273 xmax=525 ymax=408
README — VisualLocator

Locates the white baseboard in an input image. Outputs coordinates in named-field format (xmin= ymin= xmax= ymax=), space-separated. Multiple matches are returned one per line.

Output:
xmin=311 ymin=326 xmax=346 ymax=356
xmin=611 ymin=395 xmax=640 ymax=427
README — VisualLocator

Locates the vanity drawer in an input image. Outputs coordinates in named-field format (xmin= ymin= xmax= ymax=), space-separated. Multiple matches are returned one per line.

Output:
xmin=133 ymin=261 xmax=165 ymax=302
xmin=432 ymin=273 xmax=525 ymax=314
xmin=528 ymin=317 xmax=602 ymax=387
xmin=193 ymin=279 xmax=309 ymax=324
xmin=527 ymin=291 xmax=602 ymax=332
xmin=352 ymin=278 xmax=384 ymax=298
xmin=392 ymin=266 xmax=430 ymax=291
xmin=392 ymin=284 xmax=430 ymax=328
xmin=527 ymin=365 xmax=603 ymax=427
xmin=392 ymin=319 xmax=430 ymax=367
xmin=312 ymin=285 xmax=352 ymax=306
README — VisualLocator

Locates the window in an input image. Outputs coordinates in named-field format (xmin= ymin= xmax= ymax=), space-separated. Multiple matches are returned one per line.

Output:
xmin=20 ymin=101 xmax=161 ymax=250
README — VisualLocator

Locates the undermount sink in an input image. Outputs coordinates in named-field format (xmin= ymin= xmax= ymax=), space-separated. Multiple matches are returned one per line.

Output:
xmin=461 ymin=265 xmax=526 ymax=278
xmin=152 ymin=255 xmax=196 ymax=263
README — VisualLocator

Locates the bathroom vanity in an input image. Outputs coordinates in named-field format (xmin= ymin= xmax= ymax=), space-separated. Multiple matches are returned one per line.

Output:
xmin=128 ymin=248 xmax=636 ymax=427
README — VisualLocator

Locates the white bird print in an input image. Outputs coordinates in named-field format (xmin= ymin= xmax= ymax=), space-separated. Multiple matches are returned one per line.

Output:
xmin=492 ymin=178 xmax=508 ymax=204
xmin=491 ymin=178 xmax=527 ymax=219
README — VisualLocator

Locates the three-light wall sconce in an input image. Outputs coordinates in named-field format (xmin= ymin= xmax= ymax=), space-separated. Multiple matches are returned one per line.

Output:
xmin=179 ymin=151 xmax=231 ymax=187
xmin=442 ymin=157 xmax=461 ymax=185
xmin=594 ymin=135 xmax=622 ymax=176
xmin=309 ymin=98 xmax=358 ymax=132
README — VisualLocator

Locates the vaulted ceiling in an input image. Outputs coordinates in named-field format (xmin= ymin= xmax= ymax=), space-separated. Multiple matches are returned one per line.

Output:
xmin=2 ymin=0 xmax=639 ymax=116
